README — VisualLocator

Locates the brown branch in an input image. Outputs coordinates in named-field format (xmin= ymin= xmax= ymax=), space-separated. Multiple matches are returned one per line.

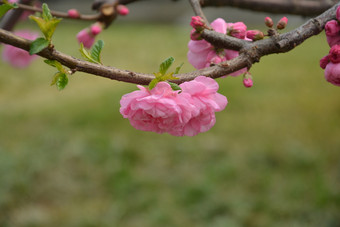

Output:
xmin=200 ymin=0 xmax=338 ymax=16
xmin=0 ymin=0 xmax=33 ymax=30
xmin=0 ymin=1 xmax=338 ymax=85
xmin=7 ymin=2 xmax=100 ymax=21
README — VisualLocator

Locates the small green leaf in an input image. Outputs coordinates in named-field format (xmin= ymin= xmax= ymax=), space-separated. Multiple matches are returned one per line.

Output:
xmin=148 ymin=78 xmax=159 ymax=90
xmin=159 ymin=56 xmax=175 ymax=75
xmin=90 ymin=40 xmax=104 ymax=64
xmin=174 ymin=63 xmax=184 ymax=74
xmin=29 ymin=15 xmax=61 ymax=41
xmin=50 ymin=72 xmax=60 ymax=86
xmin=53 ymin=72 xmax=68 ymax=90
xmin=42 ymin=3 xmax=52 ymax=21
xmin=44 ymin=59 xmax=64 ymax=72
xmin=167 ymin=82 xmax=182 ymax=92
xmin=0 ymin=1 xmax=18 ymax=18
xmin=79 ymin=43 xmax=100 ymax=64
xmin=29 ymin=37 xmax=49 ymax=55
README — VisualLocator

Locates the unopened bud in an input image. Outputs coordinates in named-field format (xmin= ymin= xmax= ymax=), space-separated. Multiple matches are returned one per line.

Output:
xmin=329 ymin=44 xmax=340 ymax=63
xmin=68 ymin=9 xmax=80 ymax=18
xmin=117 ymin=5 xmax=129 ymax=16
xmin=264 ymin=17 xmax=273 ymax=28
xmin=320 ymin=55 xmax=330 ymax=69
xmin=227 ymin=22 xmax=247 ymax=39
xmin=190 ymin=16 xmax=205 ymax=31
xmin=243 ymin=72 xmax=253 ymax=88
xmin=277 ymin=17 xmax=288 ymax=30
xmin=190 ymin=29 xmax=202 ymax=40
xmin=246 ymin=30 xmax=264 ymax=41
xmin=336 ymin=6 xmax=340 ymax=22
xmin=90 ymin=24 xmax=102 ymax=35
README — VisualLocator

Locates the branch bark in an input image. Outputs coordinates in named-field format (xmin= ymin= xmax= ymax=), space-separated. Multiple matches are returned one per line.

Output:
xmin=200 ymin=0 xmax=338 ymax=16
xmin=0 ymin=1 xmax=338 ymax=85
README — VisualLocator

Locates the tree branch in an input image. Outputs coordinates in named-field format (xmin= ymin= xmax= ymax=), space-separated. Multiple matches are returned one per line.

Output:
xmin=0 ymin=1 xmax=338 ymax=86
xmin=200 ymin=0 xmax=338 ymax=16
xmin=12 ymin=2 xmax=100 ymax=21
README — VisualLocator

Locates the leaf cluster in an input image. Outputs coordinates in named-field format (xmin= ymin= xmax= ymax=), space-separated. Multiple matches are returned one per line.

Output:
xmin=149 ymin=57 xmax=183 ymax=91
xmin=29 ymin=3 xmax=61 ymax=55
xmin=79 ymin=40 xmax=105 ymax=64
xmin=44 ymin=60 xmax=69 ymax=91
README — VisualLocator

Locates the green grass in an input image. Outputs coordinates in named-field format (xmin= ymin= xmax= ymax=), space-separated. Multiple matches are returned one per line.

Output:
xmin=0 ymin=21 xmax=339 ymax=227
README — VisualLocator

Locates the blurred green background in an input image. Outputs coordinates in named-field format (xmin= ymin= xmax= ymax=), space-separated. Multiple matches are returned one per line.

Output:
xmin=1 ymin=10 xmax=340 ymax=227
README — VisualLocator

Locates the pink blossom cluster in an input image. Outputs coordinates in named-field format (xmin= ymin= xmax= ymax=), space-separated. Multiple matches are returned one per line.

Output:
xmin=76 ymin=23 xmax=103 ymax=49
xmin=120 ymin=76 xmax=228 ymax=136
xmin=320 ymin=7 xmax=340 ymax=86
xmin=2 ymin=30 xmax=39 ymax=68
xmin=187 ymin=18 xmax=249 ymax=77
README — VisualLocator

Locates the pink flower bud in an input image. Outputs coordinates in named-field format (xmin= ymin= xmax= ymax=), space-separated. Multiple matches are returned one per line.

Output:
xmin=190 ymin=29 xmax=202 ymax=40
xmin=190 ymin=16 xmax=205 ymax=31
xmin=320 ymin=55 xmax=330 ymax=69
xmin=264 ymin=17 xmax=273 ymax=28
xmin=90 ymin=24 xmax=102 ymax=35
xmin=336 ymin=6 xmax=340 ymax=22
xmin=227 ymin=22 xmax=247 ymax=39
xmin=243 ymin=78 xmax=253 ymax=88
xmin=117 ymin=5 xmax=129 ymax=16
xmin=324 ymin=62 xmax=340 ymax=86
xmin=246 ymin=30 xmax=264 ymax=41
xmin=68 ymin=9 xmax=80 ymax=18
xmin=276 ymin=17 xmax=288 ymax=30
xmin=329 ymin=44 xmax=340 ymax=63
xmin=325 ymin=20 xmax=340 ymax=47
xmin=76 ymin=28 xmax=95 ymax=49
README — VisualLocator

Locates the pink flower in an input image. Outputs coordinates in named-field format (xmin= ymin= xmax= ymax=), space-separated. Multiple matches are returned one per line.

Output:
xmin=117 ymin=5 xmax=129 ymax=16
xmin=276 ymin=17 xmax=288 ymax=30
xmin=243 ymin=78 xmax=253 ymax=87
xmin=187 ymin=18 xmax=248 ymax=77
xmin=320 ymin=55 xmax=330 ymax=69
xmin=120 ymin=82 xmax=195 ymax=136
xmin=264 ymin=17 xmax=273 ymax=28
xmin=325 ymin=20 xmax=340 ymax=47
xmin=2 ymin=30 xmax=39 ymax=68
xmin=68 ymin=9 xmax=80 ymax=18
xmin=329 ymin=44 xmax=340 ymax=63
xmin=324 ymin=62 xmax=340 ymax=86
xmin=180 ymin=76 xmax=228 ymax=136
xmin=227 ymin=22 xmax=247 ymax=39
xmin=120 ymin=76 xmax=228 ymax=136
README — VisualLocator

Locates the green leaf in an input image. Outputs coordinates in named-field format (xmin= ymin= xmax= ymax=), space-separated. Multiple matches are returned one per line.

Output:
xmin=174 ymin=63 xmax=184 ymax=74
xmin=51 ymin=72 xmax=68 ymax=90
xmin=29 ymin=37 xmax=49 ymax=55
xmin=159 ymin=56 xmax=174 ymax=75
xmin=167 ymin=82 xmax=182 ymax=92
xmin=90 ymin=40 xmax=104 ymax=64
xmin=0 ymin=1 xmax=18 ymax=18
xmin=44 ymin=59 xmax=64 ymax=72
xmin=29 ymin=15 xmax=61 ymax=41
xmin=148 ymin=78 xmax=159 ymax=90
xmin=42 ymin=3 xmax=52 ymax=21
xmin=79 ymin=43 xmax=100 ymax=64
